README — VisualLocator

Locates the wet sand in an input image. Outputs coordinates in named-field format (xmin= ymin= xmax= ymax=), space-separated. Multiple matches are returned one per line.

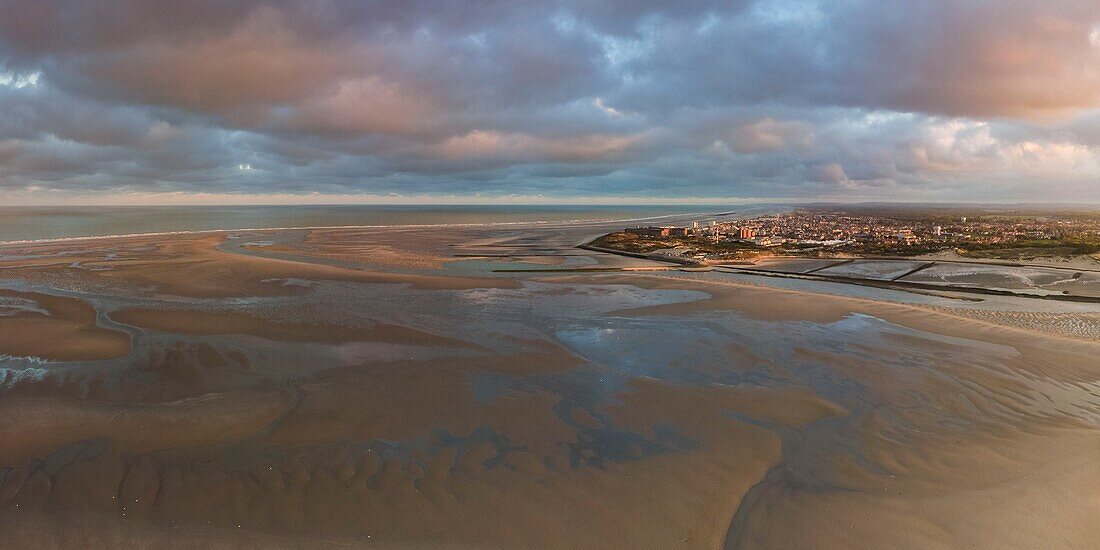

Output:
xmin=109 ymin=308 xmax=483 ymax=350
xmin=916 ymin=248 xmax=1100 ymax=270
xmin=1 ymin=233 xmax=520 ymax=299
xmin=0 ymin=225 xmax=1098 ymax=548
xmin=0 ymin=289 xmax=130 ymax=361
xmin=742 ymin=256 xmax=1100 ymax=299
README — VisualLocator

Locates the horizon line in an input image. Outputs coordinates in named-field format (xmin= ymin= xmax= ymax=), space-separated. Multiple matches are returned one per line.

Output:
xmin=6 ymin=200 xmax=1100 ymax=208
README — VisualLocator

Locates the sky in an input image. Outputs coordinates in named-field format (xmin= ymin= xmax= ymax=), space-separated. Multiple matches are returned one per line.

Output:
xmin=1 ymin=0 xmax=1100 ymax=205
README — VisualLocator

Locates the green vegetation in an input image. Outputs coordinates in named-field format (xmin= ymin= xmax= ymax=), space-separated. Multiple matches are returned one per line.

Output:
xmin=957 ymin=239 xmax=1100 ymax=260
xmin=825 ymin=243 xmax=948 ymax=257
xmin=590 ymin=231 xmax=1100 ymax=263
xmin=587 ymin=232 xmax=766 ymax=258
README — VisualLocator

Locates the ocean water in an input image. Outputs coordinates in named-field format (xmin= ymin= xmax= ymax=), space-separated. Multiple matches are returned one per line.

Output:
xmin=0 ymin=204 xmax=750 ymax=242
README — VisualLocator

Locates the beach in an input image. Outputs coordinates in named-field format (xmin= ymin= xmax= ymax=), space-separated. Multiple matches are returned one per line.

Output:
xmin=0 ymin=218 xmax=1098 ymax=548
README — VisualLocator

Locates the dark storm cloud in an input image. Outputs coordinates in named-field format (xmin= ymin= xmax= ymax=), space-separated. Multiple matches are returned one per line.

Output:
xmin=0 ymin=0 xmax=1098 ymax=201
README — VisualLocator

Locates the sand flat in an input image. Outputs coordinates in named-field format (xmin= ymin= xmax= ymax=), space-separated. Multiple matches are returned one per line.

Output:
xmin=109 ymin=307 xmax=483 ymax=350
xmin=750 ymin=257 xmax=847 ymax=273
xmin=4 ymin=233 xmax=520 ymax=298
xmin=902 ymin=262 xmax=1081 ymax=290
xmin=0 ymin=226 xmax=1098 ymax=549
xmin=816 ymin=259 xmax=930 ymax=280
xmin=0 ymin=289 xmax=129 ymax=361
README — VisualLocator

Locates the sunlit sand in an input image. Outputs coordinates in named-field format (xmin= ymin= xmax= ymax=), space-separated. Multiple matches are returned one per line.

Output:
xmin=0 ymin=221 xmax=1097 ymax=548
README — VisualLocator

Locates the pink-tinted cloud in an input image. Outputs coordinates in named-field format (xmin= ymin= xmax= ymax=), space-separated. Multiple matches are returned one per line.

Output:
xmin=887 ymin=3 xmax=1100 ymax=117
xmin=727 ymin=118 xmax=815 ymax=154
xmin=0 ymin=0 xmax=1099 ymax=200
xmin=283 ymin=78 xmax=437 ymax=137
xmin=69 ymin=7 xmax=360 ymax=112
xmin=437 ymin=130 xmax=644 ymax=162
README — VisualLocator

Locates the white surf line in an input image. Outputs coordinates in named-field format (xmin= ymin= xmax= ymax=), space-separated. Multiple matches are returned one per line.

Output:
xmin=0 ymin=210 xmax=736 ymax=247
xmin=0 ymin=355 xmax=52 ymax=365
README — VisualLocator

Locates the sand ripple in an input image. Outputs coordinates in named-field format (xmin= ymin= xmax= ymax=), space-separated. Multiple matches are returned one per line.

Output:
xmin=932 ymin=307 xmax=1100 ymax=340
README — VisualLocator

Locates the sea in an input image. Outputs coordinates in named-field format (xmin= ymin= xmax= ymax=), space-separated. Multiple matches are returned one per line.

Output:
xmin=0 ymin=204 xmax=768 ymax=243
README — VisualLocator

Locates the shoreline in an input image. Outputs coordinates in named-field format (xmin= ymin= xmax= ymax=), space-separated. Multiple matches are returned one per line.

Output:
xmin=0 ymin=210 xmax=733 ymax=247
xmin=719 ymin=270 xmax=1100 ymax=340
xmin=577 ymin=242 xmax=1100 ymax=304
xmin=1 ymin=222 xmax=1098 ymax=547
xmin=718 ymin=265 xmax=1100 ymax=303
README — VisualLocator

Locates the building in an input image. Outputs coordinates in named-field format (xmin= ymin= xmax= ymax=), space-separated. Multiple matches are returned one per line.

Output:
xmin=751 ymin=235 xmax=784 ymax=247
xmin=625 ymin=226 xmax=670 ymax=238
xmin=893 ymin=230 xmax=919 ymax=245
xmin=738 ymin=227 xmax=757 ymax=239
xmin=625 ymin=226 xmax=691 ymax=238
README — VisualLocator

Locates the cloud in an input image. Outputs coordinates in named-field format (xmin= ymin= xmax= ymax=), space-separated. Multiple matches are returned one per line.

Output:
xmin=0 ymin=0 xmax=1098 ymax=201
xmin=282 ymin=78 xmax=437 ymax=137
xmin=726 ymin=118 xmax=815 ymax=154
xmin=812 ymin=163 xmax=849 ymax=185
xmin=436 ymin=130 xmax=643 ymax=162
xmin=60 ymin=7 xmax=362 ymax=113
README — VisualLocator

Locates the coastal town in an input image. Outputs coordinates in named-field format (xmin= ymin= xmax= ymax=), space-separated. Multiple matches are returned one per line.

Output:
xmin=592 ymin=208 xmax=1100 ymax=264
